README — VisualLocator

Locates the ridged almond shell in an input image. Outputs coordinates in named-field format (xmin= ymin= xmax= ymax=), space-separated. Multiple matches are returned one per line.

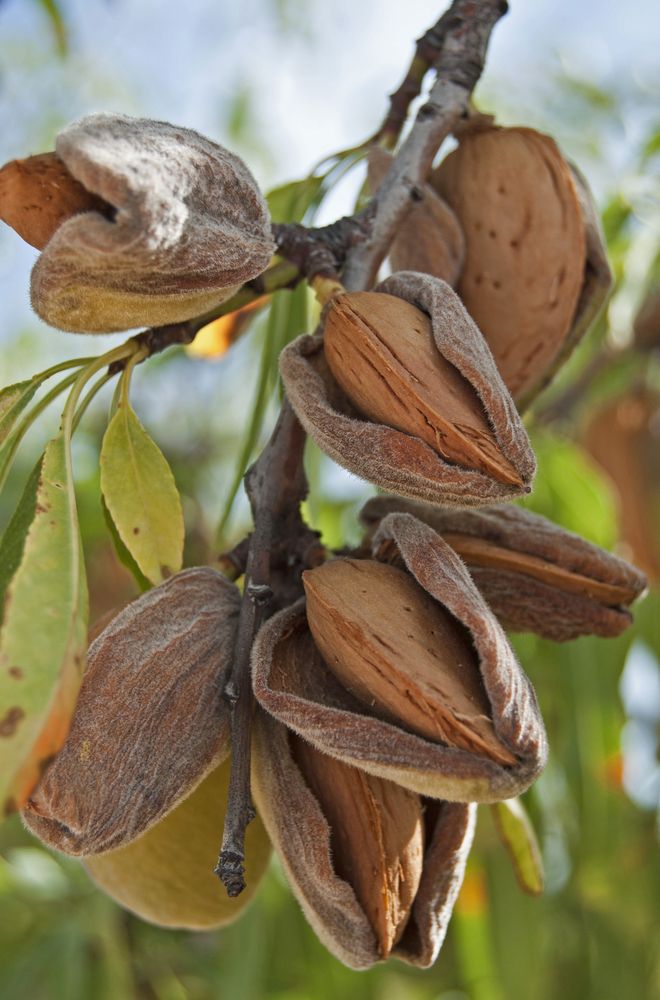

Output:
xmin=433 ymin=126 xmax=599 ymax=405
xmin=291 ymin=734 xmax=424 ymax=958
xmin=303 ymin=559 xmax=515 ymax=766
xmin=252 ymin=709 xmax=475 ymax=969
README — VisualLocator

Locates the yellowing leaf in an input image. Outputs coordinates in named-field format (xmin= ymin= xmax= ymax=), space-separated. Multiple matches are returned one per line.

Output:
xmin=0 ymin=433 xmax=88 ymax=813
xmin=491 ymin=798 xmax=544 ymax=896
xmin=188 ymin=297 xmax=268 ymax=359
xmin=100 ymin=403 xmax=184 ymax=585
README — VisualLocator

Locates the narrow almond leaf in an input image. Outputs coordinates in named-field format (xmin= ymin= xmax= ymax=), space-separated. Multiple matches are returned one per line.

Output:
xmin=0 ymin=433 xmax=88 ymax=814
xmin=0 ymin=461 xmax=41 ymax=616
xmin=101 ymin=495 xmax=151 ymax=593
xmin=100 ymin=403 xmax=184 ymax=585
xmin=267 ymin=176 xmax=325 ymax=224
xmin=491 ymin=798 xmax=544 ymax=896
xmin=0 ymin=382 xmax=39 ymax=445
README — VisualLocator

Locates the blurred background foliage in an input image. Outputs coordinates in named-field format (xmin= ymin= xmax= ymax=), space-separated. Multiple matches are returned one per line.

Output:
xmin=0 ymin=0 xmax=659 ymax=998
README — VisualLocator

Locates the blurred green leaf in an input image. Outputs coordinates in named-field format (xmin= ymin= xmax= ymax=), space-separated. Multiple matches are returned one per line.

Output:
xmin=100 ymin=404 xmax=184 ymax=586
xmin=491 ymin=798 xmax=544 ymax=896
xmin=267 ymin=176 xmax=325 ymax=224
xmin=0 ymin=383 xmax=38 ymax=447
xmin=34 ymin=0 xmax=68 ymax=56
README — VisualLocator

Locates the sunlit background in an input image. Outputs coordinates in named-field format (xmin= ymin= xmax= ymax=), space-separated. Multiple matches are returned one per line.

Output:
xmin=0 ymin=1 xmax=659 ymax=998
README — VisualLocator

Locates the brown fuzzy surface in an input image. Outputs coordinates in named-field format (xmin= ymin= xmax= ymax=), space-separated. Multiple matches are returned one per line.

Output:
xmin=280 ymin=272 xmax=535 ymax=507
xmin=360 ymin=496 xmax=646 ymax=640
xmin=252 ymin=516 xmax=547 ymax=803
xmin=31 ymin=113 xmax=275 ymax=332
xmin=22 ymin=568 xmax=240 ymax=855
xmin=252 ymin=710 xmax=475 ymax=969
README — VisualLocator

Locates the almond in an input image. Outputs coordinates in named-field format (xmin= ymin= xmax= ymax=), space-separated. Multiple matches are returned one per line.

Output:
xmin=303 ymin=558 xmax=516 ymax=767
xmin=432 ymin=125 xmax=588 ymax=403
xmin=22 ymin=567 xmax=240 ymax=855
xmin=291 ymin=734 xmax=424 ymax=958
xmin=0 ymin=152 xmax=112 ymax=250
xmin=323 ymin=291 xmax=523 ymax=487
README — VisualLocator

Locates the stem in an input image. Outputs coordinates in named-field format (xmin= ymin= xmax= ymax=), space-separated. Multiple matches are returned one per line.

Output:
xmin=342 ymin=0 xmax=508 ymax=290
xmin=215 ymin=0 xmax=508 ymax=897
xmin=61 ymin=342 xmax=137 ymax=441
xmin=216 ymin=400 xmax=310 ymax=895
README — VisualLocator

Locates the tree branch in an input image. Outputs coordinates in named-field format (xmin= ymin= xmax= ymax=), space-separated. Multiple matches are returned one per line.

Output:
xmin=342 ymin=0 xmax=508 ymax=291
xmin=215 ymin=0 xmax=508 ymax=897
xmin=215 ymin=400 xmax=318 ymax=895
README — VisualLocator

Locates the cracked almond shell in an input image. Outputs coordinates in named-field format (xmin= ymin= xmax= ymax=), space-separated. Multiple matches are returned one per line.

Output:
xmin=252 ymin=514 xmax=547 ymax=802
xmin=252 ymin=709 xmax=475 ymax=969
xmin=280 ymin=271 xmax=536 ymax=507
xmin=27 ymin=113 xmax=275 ymax=332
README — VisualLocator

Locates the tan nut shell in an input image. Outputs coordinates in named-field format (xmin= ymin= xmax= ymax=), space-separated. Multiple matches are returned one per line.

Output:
xmin=30 ymin=113 xmax=275 ymax=332
xmin=303 ymin=559 xmax=516 ymax=766
xmin=252 ymin=710 xmax=475 ymax=969
xmin=22 ymin=568 xmax=240 ymax=855
xmin=85 ymin=756 xmax=272 ymax=930
xmin=323 ymin=292 xmax=525 ymax=487
xmin=0 ymin=152 xmax=111 ymax=251
xmin=360 ymin=496 xmax=647 ymax=640
xmin=252 ymin=514 xmax=547 ymax=803
xmin=291 ymin=734 xmax=424 ymax=957
xmin=280 ymin=271 xmax=536 ymax=507
xmin=433 ymin=126 xmax=610 ymax=405
xmin=367 ymin=146 xmax=465 ymax=286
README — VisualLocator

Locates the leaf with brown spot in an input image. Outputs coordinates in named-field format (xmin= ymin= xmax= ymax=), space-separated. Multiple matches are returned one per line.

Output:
xmin=0 ymin=432 xmax=88 ymax=810
xmin=100 ymin=402 xmax=184 ymax=585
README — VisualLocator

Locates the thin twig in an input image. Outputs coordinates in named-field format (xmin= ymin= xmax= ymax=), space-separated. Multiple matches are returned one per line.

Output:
xmin=342 ymin=0 xmax=508 ymax=291
xmin=215 ymin=400 xmax=312 ymax=895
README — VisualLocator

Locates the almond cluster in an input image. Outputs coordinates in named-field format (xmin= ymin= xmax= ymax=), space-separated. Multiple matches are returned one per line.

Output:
xmin=0 ymin=111 xmax=647 ymax=972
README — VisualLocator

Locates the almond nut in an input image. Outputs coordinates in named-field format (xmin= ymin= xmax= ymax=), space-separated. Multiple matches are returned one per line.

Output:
xmin=433 ymin=125 xmax=589 ymax=403
xmin=367 ymin=146 xmax=465 ymax=286
xmin=291 ymin=734 xmax=424 ymax=957
xmin=22 ymin=567 xmax=240 ymax=855
xmin=0 ymin=152 xmax=112 ymax=250
xmin=303 ymin=558 xmax=516 ymax=767
xmin=323 ymin=291 xmax=523 ymax=488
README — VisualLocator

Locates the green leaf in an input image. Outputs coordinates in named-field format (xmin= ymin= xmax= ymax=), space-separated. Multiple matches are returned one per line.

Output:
xmin=34 ymin=0 xmax=68 ymax=56
xmin=0 ymin=383 xmax=39 ymax=447
xmin=0 ymin=462 xmax=41 ymax=619
xmin=100 ymin=496 xmax=151 ymax=593
xmin=491 ymin=798 xmax=544 ymax=896
xmin=100 ymin=403 xmax=184 ymax=586
xmin=216 ymin=286 xmax=310 ymax=541
xmin=0 ymin=433 xmax=88 ymax=813
xmin=267 ymin=176 xmax=325 ymax=224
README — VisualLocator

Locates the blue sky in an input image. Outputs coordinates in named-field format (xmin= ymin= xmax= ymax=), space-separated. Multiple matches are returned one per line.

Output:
xmin=0 ymin=0 xmax=658 ymax=369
